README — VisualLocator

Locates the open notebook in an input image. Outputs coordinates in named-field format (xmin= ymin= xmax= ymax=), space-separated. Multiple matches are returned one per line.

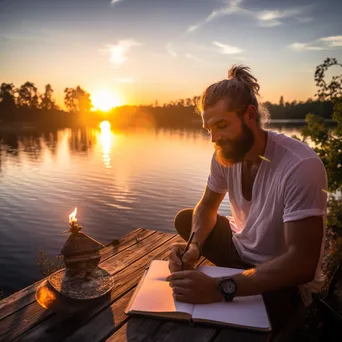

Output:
xmin=125 ymin=260 xmax=271 ymax=332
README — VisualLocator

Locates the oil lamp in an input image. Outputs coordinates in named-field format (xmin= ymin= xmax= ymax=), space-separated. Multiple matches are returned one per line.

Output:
xmin=48 ymin=208 xmax=114 ymax=299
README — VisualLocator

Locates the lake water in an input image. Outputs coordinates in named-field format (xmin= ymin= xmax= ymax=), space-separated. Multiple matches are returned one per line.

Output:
xmin=0 ymin=122 xmax=305 ymax=296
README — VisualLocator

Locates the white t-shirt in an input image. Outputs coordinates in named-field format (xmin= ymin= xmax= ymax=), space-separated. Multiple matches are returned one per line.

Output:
xmin=207 ymin=130 xmax=328 ymax=305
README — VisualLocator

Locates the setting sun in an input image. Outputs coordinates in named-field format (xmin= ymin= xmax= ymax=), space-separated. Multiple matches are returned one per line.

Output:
xmin=91 ymin=90 xmax=122 ymax=112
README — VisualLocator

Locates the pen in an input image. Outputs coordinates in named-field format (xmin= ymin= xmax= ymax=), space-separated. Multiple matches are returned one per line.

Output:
xmin=179 ymin=231 xmax=195 ymax=270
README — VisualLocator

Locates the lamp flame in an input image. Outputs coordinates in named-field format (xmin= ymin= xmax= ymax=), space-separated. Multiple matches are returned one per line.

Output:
xmin=69 ymin=207 xmax=77 ymax=225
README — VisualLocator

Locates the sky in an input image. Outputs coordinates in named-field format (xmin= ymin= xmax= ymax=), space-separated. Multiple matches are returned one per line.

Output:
xmin=0 ymin=0 xmax=342 ymax=109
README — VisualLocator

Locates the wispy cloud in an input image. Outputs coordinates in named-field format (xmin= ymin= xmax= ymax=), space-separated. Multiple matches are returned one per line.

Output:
xmin=166 ymin=42 xmax=177 ymax=57
xmin=257 ymin=10 xmax=283 ymax=21
xmin=186 ymin=0 xmax=245 ymax=33
xmin=319 ymin=35 xmax=342 ymax=47
xmin=105 ymin=39 xmax=141 ymax=65
xmin=110 ymin=0 xmax=122 ymax=5
xmin=187 ymin=25 xmax=198 ymax=33
xmin=256 ymin=8 xmax=302 ymax=27
xmin=185 ymin=53 xmax=205 ymax=63
xmin=289 ymin=35 xmax=342 ymax=51
xmin=289 ymin=42 xmax=324 ymax=51
xmin=186 ymin=0 xmax=310 ymax=32
xmin=213 ymin=41 xmax=243 ymax=54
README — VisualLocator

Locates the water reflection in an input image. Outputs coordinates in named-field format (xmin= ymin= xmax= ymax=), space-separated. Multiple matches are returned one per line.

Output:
xmin=0 ymin=124 xmax=315 ymax=172
xmin=98 ymin=121 xmax=114 ymax=168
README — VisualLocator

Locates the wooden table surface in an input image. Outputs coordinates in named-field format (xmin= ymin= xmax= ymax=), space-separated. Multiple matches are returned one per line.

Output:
xmin=0 ymin=228 xmax=269 ymax=342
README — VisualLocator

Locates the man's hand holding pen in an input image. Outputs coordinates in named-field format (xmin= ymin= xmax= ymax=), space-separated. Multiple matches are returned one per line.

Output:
xmin=168 ymin=242 xmax=200 ymax=272
xmin=168 ymin=232 xmax=202 ymax=272
xmin=167 ymin=235 xmax=223 ymax=304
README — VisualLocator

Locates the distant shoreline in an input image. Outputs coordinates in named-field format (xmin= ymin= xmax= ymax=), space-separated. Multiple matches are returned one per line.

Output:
xmin=0 ymin=118 xmax=337 ymax=133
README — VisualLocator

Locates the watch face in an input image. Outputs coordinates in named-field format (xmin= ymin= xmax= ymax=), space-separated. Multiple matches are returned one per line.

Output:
xmin=221 ymin=279 xmax=236 ymax=294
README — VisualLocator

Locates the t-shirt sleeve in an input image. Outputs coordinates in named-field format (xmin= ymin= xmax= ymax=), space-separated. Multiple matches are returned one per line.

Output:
xmin=207 ymin=153 xmax=228 ymax=194
xmin=282 ymin=157 xmax=328 ymax=223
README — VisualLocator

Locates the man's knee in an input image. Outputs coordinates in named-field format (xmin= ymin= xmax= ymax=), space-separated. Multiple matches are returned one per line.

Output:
xmin=174 ymin=208 xmax=193 ymax=241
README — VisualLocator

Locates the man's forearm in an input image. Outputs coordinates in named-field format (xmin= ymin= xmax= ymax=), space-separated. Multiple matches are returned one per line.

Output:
xmin=191 ymin=203 xmax=217 ymax=247
xmin=231 ymin=250 xmax=316 ymax=296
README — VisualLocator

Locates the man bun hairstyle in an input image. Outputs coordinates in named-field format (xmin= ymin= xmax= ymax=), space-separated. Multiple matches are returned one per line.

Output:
xmin=228 ymin=64 xmax=260 ymax=96
xmin=198 ymin=64 xmax=269 ymax=126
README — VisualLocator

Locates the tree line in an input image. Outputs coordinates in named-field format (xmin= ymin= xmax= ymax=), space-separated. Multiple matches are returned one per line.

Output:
xmin=0 ymin=82 xmax=93 ymax=114
xmin=0 ymin=80 xmax=335 ymax=129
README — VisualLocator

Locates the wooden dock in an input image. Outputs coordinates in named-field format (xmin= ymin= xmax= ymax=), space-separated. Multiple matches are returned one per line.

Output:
xmin=0 ymin=228 xmax=269 ymax=341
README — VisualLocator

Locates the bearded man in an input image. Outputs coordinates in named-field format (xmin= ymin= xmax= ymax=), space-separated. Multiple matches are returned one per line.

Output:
xmin=167 ymin=65 xmax=328 ymax=338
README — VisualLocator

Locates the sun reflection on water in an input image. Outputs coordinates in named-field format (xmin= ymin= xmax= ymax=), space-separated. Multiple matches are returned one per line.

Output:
xmin=99 ymin=121 xmax=114 ymax=168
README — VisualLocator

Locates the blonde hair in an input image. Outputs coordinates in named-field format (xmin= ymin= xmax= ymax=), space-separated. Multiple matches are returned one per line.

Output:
xmin=197 ymin=65 xmax=269 ymax=126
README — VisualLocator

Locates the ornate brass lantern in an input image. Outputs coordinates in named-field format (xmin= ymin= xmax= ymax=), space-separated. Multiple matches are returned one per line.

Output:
xmin=48 ymin=208 xmax=114 ymax=299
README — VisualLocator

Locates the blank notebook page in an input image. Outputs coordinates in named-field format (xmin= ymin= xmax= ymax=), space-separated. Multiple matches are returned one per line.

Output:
xmin=129 ymin=260 xmax=194 ymax=315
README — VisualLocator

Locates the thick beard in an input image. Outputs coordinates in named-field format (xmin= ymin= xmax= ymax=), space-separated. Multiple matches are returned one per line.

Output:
xmin=214 ymin=120 xmax=254 ymax=167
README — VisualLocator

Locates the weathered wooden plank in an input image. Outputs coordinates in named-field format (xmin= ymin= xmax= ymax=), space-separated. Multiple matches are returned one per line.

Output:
xmin=213 ymin=328 xmax=269 ymax=342
xmin=105 ymin=323 xmax=128 ymax=342
xmin=99 ymin=228 xmax=156 ymax=262
xmin=0 ymin=228 xmax=156 ymax=321
xmin=62 ymin=286 xmax=133 ymax=342
xmin=98 ymin=231 xmax=174 ymax=275
xmin=107 ymin=320 xmax=269 ymax=342
xmin=4 ymin=234 xmax=180 ymax=342
xmin=106 ymin=317 xmax=163 ymax=342
xmin=107 ymin=317 xmax=217 ymax=342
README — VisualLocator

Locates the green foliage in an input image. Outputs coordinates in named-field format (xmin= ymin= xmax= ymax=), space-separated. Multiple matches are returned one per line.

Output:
xmin=303 ymin=58 xmax=342 ymax=284
xmin=291 ymin=58 xmax=342 ymax=342
xmin=37 ymin=251 xmax=64 ymax=277
xmin=314 ymin=58 xmax=342 ymax=101
xmin=322 ymin=195 xmax=342 ymax=285
xmin=301 ymin=114 xmax=341 ymax=192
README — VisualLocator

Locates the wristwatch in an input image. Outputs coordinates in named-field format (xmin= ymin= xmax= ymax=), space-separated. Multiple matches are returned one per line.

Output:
xmin=218 ymin=278 xmax=237 ymax=302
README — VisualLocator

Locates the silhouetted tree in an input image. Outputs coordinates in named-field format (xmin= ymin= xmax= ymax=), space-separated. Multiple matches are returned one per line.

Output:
xmin=40 ymin=84 xmax=57 ymax=110
xmin=279 ymin=96 xmax=284 ymax=107
xmin=64 ymin=86 xmax=92 ymax=113
xmin=185 ymin=98 xmax=192 ymax=107
xmin=315 ymin=57 xmax=342 ymax=101
xmin=17 ymin=82 xmax=39 ymax=108
xmin=0 ymin=83 xmax=16 ymax=112
xmin=177 ymin=99 xmax=185 ymax=107
xmin=64 ymin=87 xmax=76 ymax=113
